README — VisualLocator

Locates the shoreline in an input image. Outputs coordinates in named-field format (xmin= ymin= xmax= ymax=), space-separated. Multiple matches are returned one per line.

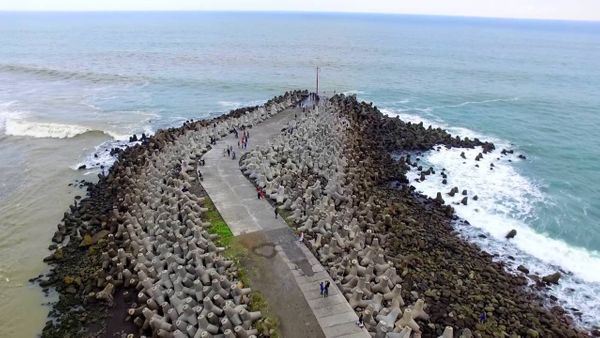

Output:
xmin=38 ymin=91 xmax=307 ymax=337
xmin=37 ymin=91 xmax=592 ymax=337
xmin=240 ymin=94 xmax=591 ymax=337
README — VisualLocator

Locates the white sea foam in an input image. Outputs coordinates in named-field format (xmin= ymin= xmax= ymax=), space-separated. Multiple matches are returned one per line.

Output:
xmin=72 ymin=139 xmax=139 ymax=171
xmin=342 ymin=90 xmax=366 ymax=95
xmin=383 ymin=108 xmax=600 ymax=328
xmin=4 ymin=118 xmax=126 ymax=139
xmin=217 ymin=99 xmax=265 ymax=110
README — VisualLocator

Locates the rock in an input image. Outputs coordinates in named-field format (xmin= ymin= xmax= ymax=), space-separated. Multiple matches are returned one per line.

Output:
xmin=77 ymin=164 xmax=87 ymax=170
xmin=518 ymin=154 xmax=527 ymax=160
xmin=79 ymin=234 xmax=94 ymax=247
xmin=542 ymin=272 xmax=561 ymax=285
xmin=460 ymin=152 xmax=466 ymax=159
xmin=435 ymin=192 xmax=445 ymax=204
xmin=505 ymin=229 xmax=517 ymax=239
xmin=460 ymin=197 xmax=468 ymax=205
xmin=472 ymin=195 xmax=478 ymax=201
xmin=526 ymin=328 xmax=540 ymax=337
xmin=461 ymin=189 xmax=467 ymax=196
xmin=91 ymin=230 xmax=110 ymax=244
xmin=517 ymin=265 xmax=529 ymax=274
xmin=449 ymin=187 xmax=458 ymax=197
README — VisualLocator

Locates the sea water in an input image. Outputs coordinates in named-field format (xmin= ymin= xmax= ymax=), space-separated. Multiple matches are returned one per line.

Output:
xmin=0 ymin=12 xmax=599 ymax=336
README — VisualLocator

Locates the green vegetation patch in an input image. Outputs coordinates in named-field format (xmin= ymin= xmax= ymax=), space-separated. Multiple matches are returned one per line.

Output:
xmin=203 ymin=197 xmax=233 ymax=247
xmin=201 ymin=195 xmax=281 ymax=338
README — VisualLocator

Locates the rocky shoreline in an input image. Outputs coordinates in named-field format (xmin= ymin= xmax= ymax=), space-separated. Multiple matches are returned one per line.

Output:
xmin=38 ymin=91 xmax=307 ymax=337
xmin=37 ymin=90 xmax=590 ymax=338
xmin=241 ymin=94 xmax=590 ymax=337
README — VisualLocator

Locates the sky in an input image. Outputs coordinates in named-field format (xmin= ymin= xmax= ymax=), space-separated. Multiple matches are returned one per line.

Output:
xmin=1 ymin=0 xmax=600 ymax=22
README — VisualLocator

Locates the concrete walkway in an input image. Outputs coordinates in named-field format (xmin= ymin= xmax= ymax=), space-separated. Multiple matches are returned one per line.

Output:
xmin=201 ymin=108 xmax=369 ymax=338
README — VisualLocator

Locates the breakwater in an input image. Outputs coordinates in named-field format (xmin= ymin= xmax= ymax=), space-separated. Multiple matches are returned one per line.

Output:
xmin=241 ymin=94 xmax=589 ymax=337
xmin=38 ymin=91 xmax=308 ymax=337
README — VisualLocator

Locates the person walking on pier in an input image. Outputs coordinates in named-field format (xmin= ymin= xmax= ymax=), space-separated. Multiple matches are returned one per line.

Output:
xmin=274 ymin=207 xmax=279 ymax=219
xmin=356 ymin=313 xmax=364 ymax=328
xmin=324 ymin=281 xmax=330 ymax=297
xmin=319 ymin=281 xmax=325 ymax=297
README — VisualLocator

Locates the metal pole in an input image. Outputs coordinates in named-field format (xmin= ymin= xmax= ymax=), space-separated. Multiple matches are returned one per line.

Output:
xmin=316 ymin=66 xmax=319 ymax=96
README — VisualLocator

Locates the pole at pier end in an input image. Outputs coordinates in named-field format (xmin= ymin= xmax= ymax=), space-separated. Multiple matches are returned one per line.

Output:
xmin=316 ymin=66 xmax=319 ymax=96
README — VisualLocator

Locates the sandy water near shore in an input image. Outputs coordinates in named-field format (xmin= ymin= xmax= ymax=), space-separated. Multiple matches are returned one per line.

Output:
xmin=0 ymin=133 xmax=108 ymax=337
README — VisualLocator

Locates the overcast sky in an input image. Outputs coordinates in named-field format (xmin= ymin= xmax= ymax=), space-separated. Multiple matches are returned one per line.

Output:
xmin=2 ymin=0 xmax=600 ymax=21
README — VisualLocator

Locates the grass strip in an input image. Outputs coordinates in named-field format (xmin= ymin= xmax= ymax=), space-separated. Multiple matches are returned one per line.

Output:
xmin=201 ymin=195 xmax=281 ymax=338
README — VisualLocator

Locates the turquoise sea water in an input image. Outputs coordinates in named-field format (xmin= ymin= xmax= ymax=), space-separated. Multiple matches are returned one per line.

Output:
xmin=0 ymin=12 xmax=599 ymax=333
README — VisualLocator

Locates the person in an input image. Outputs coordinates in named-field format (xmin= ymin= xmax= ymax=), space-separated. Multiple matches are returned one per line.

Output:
xmin=319 ymin=281 xmax=324 ymax=297
xmin=256 ymin=187 xmax=261 ymax=199
xmin=274 ymin=207 xmax=279 ymax=219
xmin=227 ymin=147 xmax=231 ymax=157
xmin=356 ymin=313 xmax=364 ymax=328
xmin=232 ymin=151 xmax=236 ymax=160
xmin=479 ymin=312 xmax=487 ymax=323
xmin=324 ymin=281 xmax=330 ymax=297
xmin=298 ymin=232 xmax=304 ymax=242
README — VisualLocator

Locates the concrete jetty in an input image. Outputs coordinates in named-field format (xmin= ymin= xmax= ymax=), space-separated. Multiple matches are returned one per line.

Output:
xmin=201 ymin=107 xmax=369 ymax=338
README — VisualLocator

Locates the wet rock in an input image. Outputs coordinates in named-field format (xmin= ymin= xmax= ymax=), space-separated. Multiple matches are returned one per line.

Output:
xmin=77 ymin=164 xmax=87 ymax=170
xmin=542 ymin=272 xmax=561 ymax=285
xmin=460 ymin=197 xmax=468 ymax=205
xmin=517 ymin=265 xmax=530 ymax=274
xmin=505 ymin=229 xmax=517 ymax=239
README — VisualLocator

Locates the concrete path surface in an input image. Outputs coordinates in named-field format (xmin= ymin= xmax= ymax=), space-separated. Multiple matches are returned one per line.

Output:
xmin=200 ymin=108 xmax=369 ymax=338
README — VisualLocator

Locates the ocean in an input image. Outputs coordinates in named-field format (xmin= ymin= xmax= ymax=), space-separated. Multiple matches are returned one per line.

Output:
xmin=0 ymin=11 xmax=599 ymax=336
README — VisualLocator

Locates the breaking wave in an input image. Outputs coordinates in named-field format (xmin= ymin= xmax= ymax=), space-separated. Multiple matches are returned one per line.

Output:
xmin=383 ymin=108 xmax=600 ymax=328
xmin=4 ymin=118 xmax=126 ymax=140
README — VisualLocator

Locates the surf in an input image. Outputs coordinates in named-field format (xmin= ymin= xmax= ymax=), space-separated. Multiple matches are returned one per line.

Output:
xmin=383 ymin=108 xmax=600 ymax=327
xmin=3 ymin=117 xmax=126 ymax=140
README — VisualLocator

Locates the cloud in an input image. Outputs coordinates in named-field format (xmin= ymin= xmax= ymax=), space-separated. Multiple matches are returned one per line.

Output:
xmin=2 ymin=0 xmax=600 ymax=21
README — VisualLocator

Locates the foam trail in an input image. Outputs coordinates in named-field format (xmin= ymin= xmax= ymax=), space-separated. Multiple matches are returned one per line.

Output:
xmin=342 ymin=90 xmax=366 ymax=95
xmin=217 ymin=99 xmax=265 ymax=110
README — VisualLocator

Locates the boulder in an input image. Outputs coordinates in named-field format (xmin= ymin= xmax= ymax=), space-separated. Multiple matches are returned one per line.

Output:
xmin=505 ymin=229 xmax=517 ymax=239
xmin=542 ymin=272 xmax=561 ymax=285
xmin=435 ymin=192 xmax=445 ymax=205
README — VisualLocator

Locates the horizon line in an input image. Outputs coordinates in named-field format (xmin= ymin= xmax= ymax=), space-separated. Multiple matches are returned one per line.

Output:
xmin=1 ymin=9 xmax=599 ymax=23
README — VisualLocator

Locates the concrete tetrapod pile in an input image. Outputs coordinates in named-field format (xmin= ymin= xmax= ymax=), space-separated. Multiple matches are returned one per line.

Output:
xmin=241 ymin=100 xmax=438 ymax=337
xmin=241 ymin=94 xmax=589 ymax=338
xmin=41 ymin=91 xmax=307 ymax=337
